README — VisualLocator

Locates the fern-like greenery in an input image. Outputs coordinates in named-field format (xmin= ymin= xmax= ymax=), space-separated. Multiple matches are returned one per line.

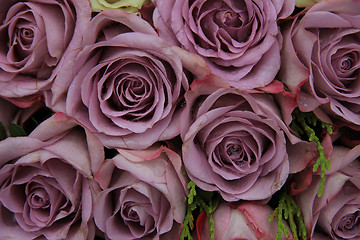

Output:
xmin=180 ymin=181 xmax=219 ymax=240
xmin=290 ymin=108 xmax=332 ymax=197
xmin=269 ymin=191 xmax=307 ymax=240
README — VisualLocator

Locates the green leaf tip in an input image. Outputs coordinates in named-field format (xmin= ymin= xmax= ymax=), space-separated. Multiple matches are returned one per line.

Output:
xmin=270 ymin=192 xmax=307 ymax=240
xmin=8 ymin=123 xmax=27 ymax=137
xmin=187 ymin=181 xmax=197 ymax=204
xmin=290 ymin=108 xmax=332 ymax=197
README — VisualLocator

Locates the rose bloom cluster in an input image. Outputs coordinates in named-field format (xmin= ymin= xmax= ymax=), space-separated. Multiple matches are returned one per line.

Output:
xmin=0 ymin=0 xmax=359 ymax=239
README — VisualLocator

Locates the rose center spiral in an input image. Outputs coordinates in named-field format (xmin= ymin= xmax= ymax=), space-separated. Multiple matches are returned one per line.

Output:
xmin=18 ymin=27 xmax=34 ymax=47
xmin=222 ymin=138 xmax=254 ymax=166
xmin=339 ymin=211 xmax=360 ymax=231
xmin=340 ymin=52 xmax=357 ymax=71
xmin=28 ymin=188 xmax=50 ymax=209
xmin=226 ymin=143 xmax=242 ymax=160
xmin=123 ymin=204 xmax=140 ymax=221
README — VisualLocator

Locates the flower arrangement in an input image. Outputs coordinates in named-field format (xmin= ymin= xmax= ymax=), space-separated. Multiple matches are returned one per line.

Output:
xmin=0 ymin=0 xmax=359 ymax=239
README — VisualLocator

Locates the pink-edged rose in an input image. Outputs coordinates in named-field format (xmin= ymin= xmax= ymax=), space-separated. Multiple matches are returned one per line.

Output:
xmin=0 ymin=0 xmax=91 ymax=107
xmin=0 ymin=112 xmax=104 ymax=239
xmin=279 ymin=0 xmax=360 ymax=129
xmin=153 ymin=0 xmax=295 ymax=89
xmin=63 ymin=10 xmax=209 ymax=149
xmin=196 ymin=201 xmax=293 ymax=240
xmin=93 ymin=145 xmax=188 ymax=239
xmin=296 ymin=144 xmax=360 ymax=239
xmin=180 ymin=75 xmax=289 ymax=201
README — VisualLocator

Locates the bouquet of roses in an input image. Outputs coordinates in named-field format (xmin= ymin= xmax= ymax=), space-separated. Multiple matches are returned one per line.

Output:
xmin=0 ymin=0 xmax=359 ymax=239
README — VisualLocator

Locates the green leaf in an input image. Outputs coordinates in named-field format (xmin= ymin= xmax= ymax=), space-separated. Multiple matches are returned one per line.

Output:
xmin=0 ymin=122 xmax=7 ymax=140
xmin=8 ymin=123 xmax=27 ymax=137
xmin=270 ymin=192 xmax=307 ymax=240
xmin=187 ymin=181 xmax=197 ymax=204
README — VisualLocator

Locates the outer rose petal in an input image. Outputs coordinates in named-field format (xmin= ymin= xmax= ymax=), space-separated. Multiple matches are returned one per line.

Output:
xmin=44 ymin=0 xmax=92 ymax=112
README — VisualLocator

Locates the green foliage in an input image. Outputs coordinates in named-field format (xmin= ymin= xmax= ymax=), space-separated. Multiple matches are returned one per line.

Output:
xmin=0 ymin=107 xmax=53 ymax=139
xmin=0 ymin=122 xmax=28 ymax=139
xmin=8 ymin=123 xmax=27 ymax=137
xmin=290 ymin=108 xmax=332 ymax=197
xmin=180 ymin=181 xmax=220 ymax=240
xmin=269 ymin=192 xmax=307 ymax=240
xmin=0 ymin=122 xmax=6 ymax=140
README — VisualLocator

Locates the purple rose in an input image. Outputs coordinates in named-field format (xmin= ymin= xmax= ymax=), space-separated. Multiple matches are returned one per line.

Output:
xmin=64 ymin=10 xmax=209 ymax=149
xmin=152 ymin=0 xmax=295 ymax=89
xmin=296 ymin=155 xmax=360 ymax=239
xmin=279 ymin=0 xmax=360 ymax=129
xmin=180 ymin=74 xmax=289 ymax=201
xmin=93 ymin=145 xmax=188 ymax=239
xmin=0 ymin=112 xmax=104 ymax=239
xmin=0 ymin=0 xmax=91 ymax=106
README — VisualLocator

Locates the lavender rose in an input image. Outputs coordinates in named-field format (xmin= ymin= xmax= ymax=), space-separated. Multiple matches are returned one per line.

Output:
xmin=0 ymin=112 xmax=104 ymax=239
xmin=93 ymin=145 xmax=188 ymax=239
xmin=64 ymin=10 xmax=209 ymax=149
xmin=152 ymin=0 xmax=295 ymax=89
xmin=279 ymin=0 xmax=360 ymax=129
xmin=0 ymin=0 xmax=91 ymax=107
xmin=296 ymin=144 xmax=360 ymax=239
xmin=180 ymin=75 xmax=289 ymax=201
